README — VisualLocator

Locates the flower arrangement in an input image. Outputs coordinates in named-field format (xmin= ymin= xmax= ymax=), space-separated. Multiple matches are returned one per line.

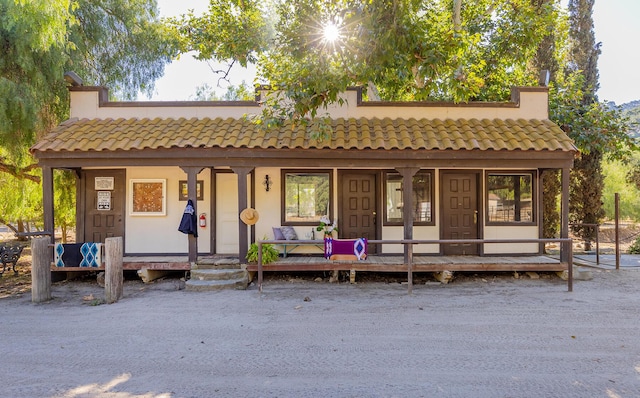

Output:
xmin=316 ymin=215 xmax=338 ymax=237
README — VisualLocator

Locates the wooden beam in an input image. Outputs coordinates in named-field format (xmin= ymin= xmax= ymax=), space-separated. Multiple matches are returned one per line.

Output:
xmin=41 ymin=166 xmax=55 ymax=245
xmin=232 ymin=166 xmax=254 ymax=263
xmin=396 ymin=167 xmax=419 ymax=263
xmin=180 ymin=166 xmax=205 ymax=264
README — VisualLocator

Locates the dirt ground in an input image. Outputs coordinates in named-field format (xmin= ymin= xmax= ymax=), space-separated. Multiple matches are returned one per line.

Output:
xmin=2 ymin=264 xmax=640 ymax=397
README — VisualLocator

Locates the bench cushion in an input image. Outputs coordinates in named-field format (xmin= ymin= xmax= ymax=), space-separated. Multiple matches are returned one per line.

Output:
xmin=280 ymin=226 xmax=298 ymax=240
xmin=272 ymin=227 xmax=286 ymax=240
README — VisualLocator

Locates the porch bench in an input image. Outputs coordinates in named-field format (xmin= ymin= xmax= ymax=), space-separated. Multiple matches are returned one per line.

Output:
xmin=274 ymin=240 xmax=324 ymax=257
xmin=0 ymin=245 xmax=24 ymax=276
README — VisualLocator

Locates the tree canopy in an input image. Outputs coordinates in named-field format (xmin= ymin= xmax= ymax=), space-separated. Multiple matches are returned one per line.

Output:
xmin=0 ymin=0 xmax=175 ymax=232
xmin=168 ymin=0 xmax=558 ymax=122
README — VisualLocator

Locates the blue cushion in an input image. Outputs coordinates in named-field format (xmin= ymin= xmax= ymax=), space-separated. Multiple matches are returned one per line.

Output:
xmin=272 ymin=227 xmax=285 ymax=240
xmin=280 ymin=226 xmax=298 ymax=240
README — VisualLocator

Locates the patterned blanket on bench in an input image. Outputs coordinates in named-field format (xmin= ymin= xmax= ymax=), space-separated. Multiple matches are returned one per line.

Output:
xmin=324 ymin=238 xmax=367 ymax=261
xmin=54 ymin=243 xmax=103 ymax=267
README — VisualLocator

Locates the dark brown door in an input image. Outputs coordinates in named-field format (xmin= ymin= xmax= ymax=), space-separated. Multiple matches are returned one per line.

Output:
xmin=339 ymin=172 xmax=377 ymax=254
xmin=82 ymin=169 xmax=125 ymax=244
xmin=441 ymin=172 xmax=479 ymax=255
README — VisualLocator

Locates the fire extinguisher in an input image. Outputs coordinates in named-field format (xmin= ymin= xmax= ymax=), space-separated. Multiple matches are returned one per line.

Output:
xmin=199 ymin=213 xmax=206 ymax=228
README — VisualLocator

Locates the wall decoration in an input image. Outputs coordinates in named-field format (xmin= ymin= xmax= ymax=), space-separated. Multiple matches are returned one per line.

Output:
xmin=129 ymin=179 xmax=166 ymax=216
xmin=94 ymin=176 xmax=114 ymax=190
xmin=179 ymin=180 xmax=204 ymax=201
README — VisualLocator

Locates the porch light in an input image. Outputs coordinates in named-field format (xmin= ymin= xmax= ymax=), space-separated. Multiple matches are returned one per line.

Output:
xmin=263 ymin=174 xmax=272 ymax=192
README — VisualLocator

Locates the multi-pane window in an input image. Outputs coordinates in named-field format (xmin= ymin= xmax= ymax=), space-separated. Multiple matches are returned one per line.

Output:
xmin=282 ymin=170 xmax=332 ymax=225
xmin=385 ymin=170 xmax=434 ymax=225
xmin=487 ymin=173 xmax=534 ymax=224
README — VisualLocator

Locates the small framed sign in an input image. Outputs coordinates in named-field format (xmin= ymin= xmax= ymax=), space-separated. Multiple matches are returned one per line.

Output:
xmin=95 ymin=177 xmax=114 ymax=190
xmin=179 ymin=180 xmax=204 ymax=201
xmin=97 ymin=191 xmax=111 ymax=211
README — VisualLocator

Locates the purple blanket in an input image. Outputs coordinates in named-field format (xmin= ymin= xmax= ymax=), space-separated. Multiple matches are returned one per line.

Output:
xmin=324 ymin=238 xmax=367 ymax=260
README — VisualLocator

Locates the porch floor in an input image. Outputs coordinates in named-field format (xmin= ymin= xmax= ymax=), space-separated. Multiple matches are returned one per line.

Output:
xmin=51 ymin=254 xmax=566 ymax=273
xmin=246 ymin=254 xmax=567 ymax=273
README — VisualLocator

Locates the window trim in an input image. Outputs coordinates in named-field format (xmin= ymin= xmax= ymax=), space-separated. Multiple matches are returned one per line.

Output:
xmin=281 ymin=169 xmax=334 ymax=226
xmin=383 ymin=169 xmax=435 ymax=226
xmin=485 ymin=170 xmax=537 ymax=226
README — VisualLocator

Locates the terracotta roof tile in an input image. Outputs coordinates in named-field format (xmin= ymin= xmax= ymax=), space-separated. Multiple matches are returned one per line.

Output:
xmin=31 ymin=117 xmax=577 ymax=154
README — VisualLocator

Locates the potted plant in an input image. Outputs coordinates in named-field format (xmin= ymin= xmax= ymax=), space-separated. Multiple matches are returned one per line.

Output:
xmin=316 ymin=215 xmax=338 ymax=238
xmin=246 ymin=240 xmax=280 ymax=264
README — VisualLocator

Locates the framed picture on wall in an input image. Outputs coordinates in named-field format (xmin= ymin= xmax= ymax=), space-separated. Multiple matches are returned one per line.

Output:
xmin=129 ymin=179 xmax=166 ymax=216
xmin=178 ymin=180 xmax=204 ymax=201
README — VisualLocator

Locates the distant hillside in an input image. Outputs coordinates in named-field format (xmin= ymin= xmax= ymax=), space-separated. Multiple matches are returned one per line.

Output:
xmin=620 ymin=100 xmax=640 ymax=139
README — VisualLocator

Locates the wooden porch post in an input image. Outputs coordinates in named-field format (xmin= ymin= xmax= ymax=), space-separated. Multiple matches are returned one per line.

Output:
xmin=232 ymin=166 xmax=254 ymax=263
xmin=180 ymin=166 xmax=204 ymax=264
xmin=560 ymin=167 xmax=570 ymax=263
xmin=42 ymin=165 xmax=55 ymax=245
xmin=396 ymin=167 xmax=419 ymax=263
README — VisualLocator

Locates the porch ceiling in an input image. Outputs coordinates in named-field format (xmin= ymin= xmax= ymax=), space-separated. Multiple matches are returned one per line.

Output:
xmin=31 ymin=117 xmax=577 ymax=156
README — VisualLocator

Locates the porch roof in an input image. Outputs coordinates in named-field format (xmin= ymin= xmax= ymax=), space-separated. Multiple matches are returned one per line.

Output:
xmin=31 ymin=117 xmax=577 ymax=154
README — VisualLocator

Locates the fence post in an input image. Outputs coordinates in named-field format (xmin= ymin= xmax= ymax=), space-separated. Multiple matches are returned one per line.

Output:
xmin=31 ymin=237 xmax=52 ymax=303
xmin=615 ymin=193 xmax=620 ymax=270
xmin=407 ymin=241 xmax=413 ymax=295
xmin=105 ymin=237 xmax=123 ymax=304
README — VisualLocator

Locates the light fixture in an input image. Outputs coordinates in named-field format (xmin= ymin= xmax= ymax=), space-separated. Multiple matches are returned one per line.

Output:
xmin=263 ymin=174 xmax=272 ymax=192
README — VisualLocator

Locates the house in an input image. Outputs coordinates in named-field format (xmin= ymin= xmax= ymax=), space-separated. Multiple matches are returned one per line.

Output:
xmin=31 ymin=83 xmax=576 ymax=279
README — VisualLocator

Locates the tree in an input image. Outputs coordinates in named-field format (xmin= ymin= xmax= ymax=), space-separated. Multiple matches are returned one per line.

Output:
xmin=0 ymin=0 xmax=176 ymax=235
xmin=169 ymin=0 xmax=557 ymax=123
xmin=561 ymin=0 xmax=634 ymax=249
xmin=530 ymin=0 xmax=564 ymax=240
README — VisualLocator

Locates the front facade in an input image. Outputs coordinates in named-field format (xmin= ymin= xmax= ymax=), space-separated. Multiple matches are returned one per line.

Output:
xmin=31 ymin=85 xmax=576 ymax=267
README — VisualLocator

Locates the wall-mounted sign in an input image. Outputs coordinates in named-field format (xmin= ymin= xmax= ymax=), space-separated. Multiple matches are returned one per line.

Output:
xmin=95 ymin=177 xmax=115 ymax=190
xmin=97 ymin=191 xmax=111 ymax=211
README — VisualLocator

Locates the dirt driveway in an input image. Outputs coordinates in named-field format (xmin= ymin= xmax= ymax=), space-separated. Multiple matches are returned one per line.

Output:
xmin=1 ymin=267 xmax=639 ymax=398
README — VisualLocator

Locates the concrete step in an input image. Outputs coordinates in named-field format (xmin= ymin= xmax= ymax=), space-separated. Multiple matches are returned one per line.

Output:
xmin=194 ymin=257 xmax=241 ymax=269
xmin=190 ymin=268 xmax=247 ymax=281
xmin=185 ymin=277 xmax=249 ymax=292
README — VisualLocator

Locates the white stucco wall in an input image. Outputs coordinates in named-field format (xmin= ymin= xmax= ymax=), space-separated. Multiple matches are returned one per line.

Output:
xmin=70 ymin=87 xmax=549 ymax=121
xmin=483 ymin=225 xmax=539 ymax=254
xmin=124 ymin=167 xmax=211 ymax=254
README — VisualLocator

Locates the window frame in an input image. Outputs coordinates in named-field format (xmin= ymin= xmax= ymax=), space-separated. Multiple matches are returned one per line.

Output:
xmin=383 ymin=170 xmax=435 ymax=226
xmin=485 ymin=170 xmax=537 ymax=226
xmin=281 ymin=169 xmax=334 ymax=226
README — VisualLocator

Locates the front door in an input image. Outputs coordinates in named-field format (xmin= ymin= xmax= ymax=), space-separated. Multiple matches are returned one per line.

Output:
xmin=441 ymin=171 xmax=479 ymax=255
xmin=82 ymin=169 xmax=126 ymax=244
xmin=339 ymin=172 xmax=378 ymax=254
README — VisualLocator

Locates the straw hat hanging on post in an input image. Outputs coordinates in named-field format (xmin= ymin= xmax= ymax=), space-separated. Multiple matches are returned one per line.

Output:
xmin=240 ymin=208 xmax=259 ymax=225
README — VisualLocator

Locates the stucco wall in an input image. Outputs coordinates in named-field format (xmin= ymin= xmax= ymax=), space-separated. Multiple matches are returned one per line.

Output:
xmin=124 ymin=167 xmax=211 ymax=254
xmin=70 ymin=87 xmax=549 ymax=121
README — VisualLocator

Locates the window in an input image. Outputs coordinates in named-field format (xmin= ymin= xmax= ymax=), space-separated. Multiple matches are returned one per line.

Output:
xmin=384 ymin=170 xmax=434 ymax=225
xmin=282 ymin=170 xmax=332 ymax=225
xmin=487 ymin=173 xmax=535 ymax=224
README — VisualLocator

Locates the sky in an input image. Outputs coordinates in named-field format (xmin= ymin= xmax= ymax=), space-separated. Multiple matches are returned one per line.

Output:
xmin=149 ymin=0 xmax=640 ymax=105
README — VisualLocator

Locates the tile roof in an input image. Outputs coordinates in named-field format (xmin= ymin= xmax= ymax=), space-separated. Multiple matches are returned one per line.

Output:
xmin=31 ymin=117 xmax=576 ymax=153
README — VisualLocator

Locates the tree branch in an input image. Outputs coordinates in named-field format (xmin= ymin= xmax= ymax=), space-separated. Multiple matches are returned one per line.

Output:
xmin=0 ymin=159 xmax=41 ymax=183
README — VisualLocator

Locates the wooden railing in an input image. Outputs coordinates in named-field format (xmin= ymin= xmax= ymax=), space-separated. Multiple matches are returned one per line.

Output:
xmin=256 ymin=238 xmax=573 ymax=293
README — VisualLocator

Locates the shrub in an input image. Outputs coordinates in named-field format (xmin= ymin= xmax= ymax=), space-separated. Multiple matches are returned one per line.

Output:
xmin=246 ymin=241 xmax=279 ymax=264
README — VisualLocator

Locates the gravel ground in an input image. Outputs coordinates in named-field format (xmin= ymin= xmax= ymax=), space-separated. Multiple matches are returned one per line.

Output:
xmin=1 ymin=269 xmax=639 ymax=398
